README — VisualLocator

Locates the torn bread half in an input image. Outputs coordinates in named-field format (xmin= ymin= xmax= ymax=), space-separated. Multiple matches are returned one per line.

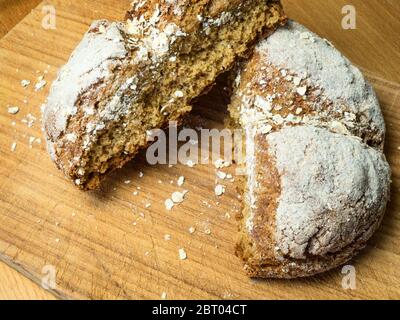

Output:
xmin=43 ymin=0 xmax=286 ymax=190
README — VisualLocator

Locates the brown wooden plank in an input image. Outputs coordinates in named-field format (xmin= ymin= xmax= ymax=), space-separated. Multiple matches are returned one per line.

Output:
xmin=0 ymin=0 xmax=399 ymax=299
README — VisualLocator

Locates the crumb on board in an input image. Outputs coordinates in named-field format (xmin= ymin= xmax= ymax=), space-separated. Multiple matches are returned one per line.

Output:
xmin=8 ymin=106 xmax=19 ymax=114
xmin=164 ymin=234 xmax=171 ymax=241
xmin=215 ymin=184 xmax=226 ymax=196
xmin=10 ymin=142 xmax=17 ymax=152
xmin=171 ymin=190 xmax=188 ymax=203
xmin=177 ymin=176 xmax=185 ymax=186
xmin=178 ymin=248 xmax=187 ymax=260
xmin=165 ymin=199 xmax=174 ymax=211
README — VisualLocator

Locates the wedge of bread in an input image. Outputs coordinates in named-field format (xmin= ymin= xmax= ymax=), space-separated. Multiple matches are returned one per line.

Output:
xmin=43 ymin=0 xmax=286 ymax=190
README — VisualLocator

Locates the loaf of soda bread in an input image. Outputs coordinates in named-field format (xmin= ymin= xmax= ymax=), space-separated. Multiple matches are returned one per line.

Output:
xmin=229 ymin=21 xmax=391 ymax=278
xmin=43 ymin=0 xmax=286 ymax=190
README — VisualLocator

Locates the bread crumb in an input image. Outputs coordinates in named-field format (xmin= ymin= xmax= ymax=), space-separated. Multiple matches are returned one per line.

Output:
xmin=21 ymin=80 xmax=30 ymax=87
xmin=8 ymin=106 xmax=19 ymax=114
xmin=164 ymin=234 xmax=171 ymax=241
xmin=34 ymin=79 xmax=47 ymax=91
xmin=171 ymin=190 xmax=188 ymax=203
xmin=165 ymin=199 xmax=174 ymax=210
xmin=214 ymin=159 xmax=230 ymax=169
xmin=216 ymin=171 xmax=227 ymax=179
xmin=215 ymin=185 xmax=226 ymax=196
xmin=10 ymin=142 xmax=17 ymax=152
xmin=145 ymin=203 xmax=151 ymax=208
xmin=178 ymin=248 xmax=187 ymax=260
xmin=161 ymin=292 xmax=167 ymax=299
xmin=177 ymin=176 xmax=185 ymax=186
xmin=189 ymin=227 xmax=196 ymax=234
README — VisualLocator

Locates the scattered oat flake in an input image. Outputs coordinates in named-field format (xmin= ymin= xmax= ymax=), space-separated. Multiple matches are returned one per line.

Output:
xmin=8 ymin=106 xmax=19 ymax=114
xmin=214 ymin=159 xmax=230 ymax=169
xmin=139 ymin=171 xmax=144 ymax=178
xmin=21 ymin=113 xmax=36 ymax=127
xmin=165 ymin=199 xmax=174 ymax=210
xmin=34 ymin=79 xmax=46 ymax=91
xmin=216 ymin=171 xmax=227 ymax=180
xmin=55 ymin=238 xmax=60 ymax=243
xmin=177 ymin=176 xmax=185 ymax=186
xmin=10 ymin=142 xmax=17 ymax=152
xmin=145 ymin=203 xmax=151 ymax=208
xmin=133 ymin=191 xmax=139 ymax=196
xmin=189 ymin=227 xmax=196 ymax=234
xmin=21 ymin=80 xmax=30 ymax=87
xmin=164 ymin=234 xmax=171 ymax=241
xmin=171 ymin=190 xmax=188 ymax=203
xmin=215 ymin=185 xmax=226 ymax=196
xmin=161 ymin=292 xmax=167 ymax=299
xmin=178 ymin=248 xmax=187 ymax=260
xmin=124 ymin=180 xmax=131 ymax=184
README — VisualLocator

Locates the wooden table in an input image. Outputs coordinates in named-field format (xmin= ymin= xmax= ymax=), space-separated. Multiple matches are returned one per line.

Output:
xmin=0 ymin=0 xmax=399 ymax=300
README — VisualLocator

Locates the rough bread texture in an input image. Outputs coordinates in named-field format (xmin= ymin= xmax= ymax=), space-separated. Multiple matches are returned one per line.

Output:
xmin=231 ymin=21 xmax=391 ymax=278
xmin=43 ymin=0 xmax=286 ymax=190
xmin=230 ymin=21 xmax=385 ymax=149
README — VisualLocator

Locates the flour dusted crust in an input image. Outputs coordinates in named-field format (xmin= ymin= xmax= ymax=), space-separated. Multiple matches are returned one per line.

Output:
xmin=43 ymin=0 xmax=286 ymax=190
xmin=231 ymin=21 xmax=391 ymax=278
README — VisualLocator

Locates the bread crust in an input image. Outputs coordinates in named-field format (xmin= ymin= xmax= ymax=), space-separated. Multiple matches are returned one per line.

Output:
xmin=43 ymin=0 xmax=286 ymax=190
xmin=231 ymin=21 xmax=391 ymax=278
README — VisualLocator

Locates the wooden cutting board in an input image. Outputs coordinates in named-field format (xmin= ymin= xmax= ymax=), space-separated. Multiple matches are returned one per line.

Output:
xmin=0 ymin=0 xmax=399 ymax=300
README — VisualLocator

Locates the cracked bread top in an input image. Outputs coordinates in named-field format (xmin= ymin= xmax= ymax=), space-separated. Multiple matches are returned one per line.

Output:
xmin=231 ymin=20 xmax=391 ymax=277
xmin=268 ymin=126 xmax=390 ymax=260
xmin=231 ymin=20 xmax=385 ymax=150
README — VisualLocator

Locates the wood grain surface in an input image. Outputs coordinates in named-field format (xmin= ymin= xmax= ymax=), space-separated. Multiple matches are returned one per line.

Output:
xmin=0 ymin=0 xmax=42 ymax=38
xmin=0 ymin=0 xmax=399 ymax=300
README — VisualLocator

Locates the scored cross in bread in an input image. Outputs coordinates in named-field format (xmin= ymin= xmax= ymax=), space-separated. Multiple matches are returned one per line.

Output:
xmin=43 ymin=0 xmax=286 ymax=190
xmin=229 ymin=21 xmax=391 ymax=278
